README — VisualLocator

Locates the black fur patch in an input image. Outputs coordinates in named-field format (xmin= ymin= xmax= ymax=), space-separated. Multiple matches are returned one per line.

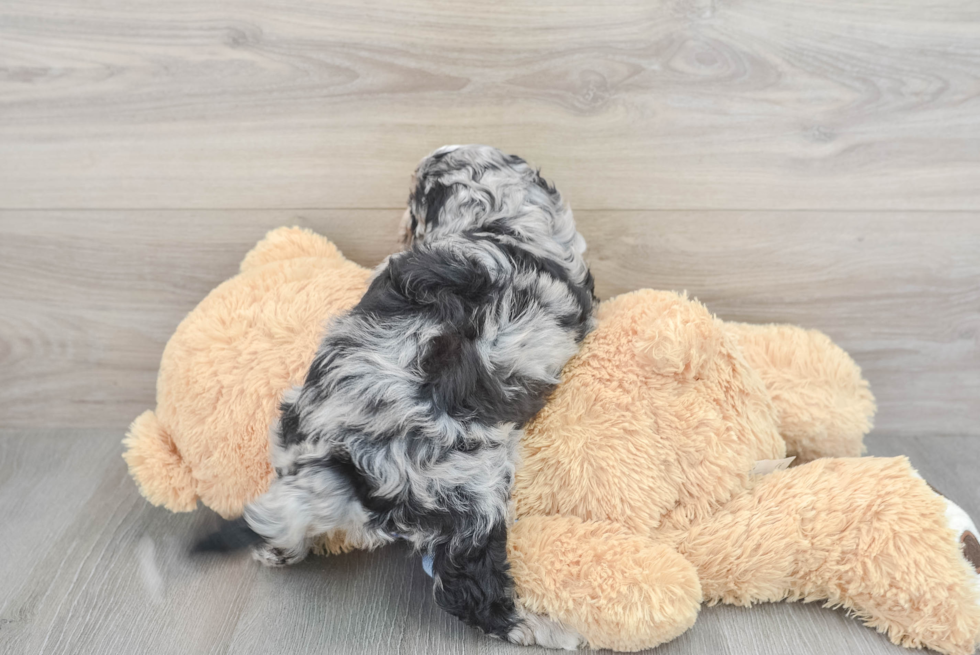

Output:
xmin=431 ymin=519 xmax=518 ymax=639
xmin=413 ymin=180 xmax=457 ymax=233
xmin=192 ymin=516 xmax=263 ymax=553
xmin=277 ymin=399 xmax=304 ymax=448
xmin=532 ymin=168 xmax=557 ymax=195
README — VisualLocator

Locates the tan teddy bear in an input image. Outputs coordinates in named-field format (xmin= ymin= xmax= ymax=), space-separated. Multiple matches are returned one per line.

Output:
xmin=124 ymin=227 xmax=980 ymax=654
xmin=125 ymin=227 xmax=370 ymax=520
xmin=508 ymin=289 xmax=980 ymax=654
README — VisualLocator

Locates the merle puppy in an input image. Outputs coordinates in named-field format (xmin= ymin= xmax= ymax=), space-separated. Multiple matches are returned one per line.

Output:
xmin=198 ymin=145 xmax=594 ymax=647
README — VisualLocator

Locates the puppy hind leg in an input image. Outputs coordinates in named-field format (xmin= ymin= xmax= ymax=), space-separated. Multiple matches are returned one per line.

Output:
xmin=431 ymin=520 xmax=519 ymax=639
xmin=244 ymin=461 xmax=366 ymax=567
xmin=244 ymin=476 xmax=314 ymax=566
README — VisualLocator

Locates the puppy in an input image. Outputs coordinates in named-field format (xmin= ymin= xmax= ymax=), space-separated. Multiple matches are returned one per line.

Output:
xmin=197 ymin=145 xmax=594 ymax=647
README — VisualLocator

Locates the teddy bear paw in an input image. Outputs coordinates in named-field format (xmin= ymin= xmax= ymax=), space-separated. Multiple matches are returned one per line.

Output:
xmin=927 ymin=483 xmax=980 ymax=602
xmin=913 ymin=473 xmax=980 ymax=585
xmin=508 ymin=608 xmax=585 ymax=650
xmin=943 ymin=497 xmax=980 ymax=575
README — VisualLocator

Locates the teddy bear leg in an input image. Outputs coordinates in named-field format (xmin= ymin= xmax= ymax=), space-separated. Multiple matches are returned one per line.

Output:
xmin=677 ymin=457 xmax=980 ymax=655
xmin=943 ymin=497 xmax=980 ymax=583
xmin=912 ymin=473 xmax=980 ymax=591
xmin=508 ymin=515 xmax=702 ymax=652
xmin=725 ymin=322 xmax=876 ymax=461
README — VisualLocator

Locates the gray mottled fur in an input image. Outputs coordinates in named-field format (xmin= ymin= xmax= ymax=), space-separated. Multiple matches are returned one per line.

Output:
xmin=240 ymin=145 xmax=592 ymax=648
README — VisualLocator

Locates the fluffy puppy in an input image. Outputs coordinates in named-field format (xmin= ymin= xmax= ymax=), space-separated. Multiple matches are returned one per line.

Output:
xmin=198 ymin=145 xmax=594 ymax=647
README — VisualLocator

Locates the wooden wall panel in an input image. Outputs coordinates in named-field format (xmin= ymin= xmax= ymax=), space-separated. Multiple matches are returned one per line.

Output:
xmin=1 ymin=0 xmax=979 ymax=210
xmin=1 ymin=211 xmax=976 ymax=436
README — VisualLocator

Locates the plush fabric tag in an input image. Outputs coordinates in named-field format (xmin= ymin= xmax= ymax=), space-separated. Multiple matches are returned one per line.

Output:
xmin=752 ymin=456 xmax=795 ymax=475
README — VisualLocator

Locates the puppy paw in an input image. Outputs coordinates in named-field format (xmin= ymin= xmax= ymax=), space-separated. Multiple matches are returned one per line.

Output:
xmin=508 ymin=609 xmax=585 ymax=650
xmin=252 ymin=544 xmax=306 ymax=567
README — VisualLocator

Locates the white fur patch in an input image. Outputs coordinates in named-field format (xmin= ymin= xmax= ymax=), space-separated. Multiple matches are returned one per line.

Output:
xmin=509 ymin=608 xmax=584 ymax=650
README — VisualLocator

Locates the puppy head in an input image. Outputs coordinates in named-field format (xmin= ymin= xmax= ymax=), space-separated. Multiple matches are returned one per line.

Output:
xmin=401 ymin=145 xmax=577 ymax=251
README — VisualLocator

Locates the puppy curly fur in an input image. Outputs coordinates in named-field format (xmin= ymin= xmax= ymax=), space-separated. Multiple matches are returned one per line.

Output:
xmin=199 ymin=145 xmax=594 ymax=646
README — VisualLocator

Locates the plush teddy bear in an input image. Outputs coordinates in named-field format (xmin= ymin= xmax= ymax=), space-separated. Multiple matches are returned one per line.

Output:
xmin=506 ymin=289 xmax=980 ymax=654
xmin=124 ymin=227 xmax=980 ymax=654
xmin=124 ymin=226 xmax=371 ymax=523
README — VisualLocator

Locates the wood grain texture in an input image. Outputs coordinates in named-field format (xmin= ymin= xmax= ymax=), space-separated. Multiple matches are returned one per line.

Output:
xmin=2 ymin=1 xmax=978 ymax=652
xmin=1 ymin=0 xmax=979 ymax=210
xmin=1 ymin=210 xmax=977 ymax=436
xmin=0 ymin=209 xmax=403 ymax=431
xmin=584 ymin=212 xmax=980 ymax=438
xmin=3 ymin=429 xmax=968 ymax=654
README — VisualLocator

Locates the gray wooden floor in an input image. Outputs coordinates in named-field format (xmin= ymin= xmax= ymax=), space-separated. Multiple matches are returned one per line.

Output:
xmin=1 ymin=430 xmax=974 ymax=655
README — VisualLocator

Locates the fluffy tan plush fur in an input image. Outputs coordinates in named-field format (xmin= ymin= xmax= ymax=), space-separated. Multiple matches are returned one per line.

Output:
xmin=124 ymin=227 xmax=371 ymax=518
xmin=124 ymin=227 xmax=980 ymax=654
xmin=510 ymin=290 xmax=979 ymax=653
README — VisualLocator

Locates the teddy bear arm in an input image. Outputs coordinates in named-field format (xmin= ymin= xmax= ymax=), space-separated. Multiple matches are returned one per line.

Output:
xmin=508 ymin=515 xmax=702 ymax=652
xmin=678 ymin=457 xmax=980 ymax=655
xmin=725 ymin=322 xmax=876 ymax=461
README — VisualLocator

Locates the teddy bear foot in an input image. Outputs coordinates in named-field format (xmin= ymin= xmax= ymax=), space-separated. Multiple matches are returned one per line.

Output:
xmin=942 ymin=496 xmax=980 ymax=577
xmin=912 ymin=473 xmax=980 ymax=581
xmin=924 ymin=481 xmax=980 ymax=603
xmin=507 ymin=608 xmax=585 ymax=650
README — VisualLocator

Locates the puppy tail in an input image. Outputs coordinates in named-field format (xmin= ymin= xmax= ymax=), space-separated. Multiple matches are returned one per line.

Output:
xmin=192 ymin=516 xmax=264 ymax=554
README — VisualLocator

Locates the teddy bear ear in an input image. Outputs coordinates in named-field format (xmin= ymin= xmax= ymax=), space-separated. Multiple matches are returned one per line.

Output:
xmin=623 ymin=290 xmax=722 ymax=379
xmin=239 ymin=226 xmax=346 ymax=273
xmin=123 ymin=411 xmax=199 ymax=512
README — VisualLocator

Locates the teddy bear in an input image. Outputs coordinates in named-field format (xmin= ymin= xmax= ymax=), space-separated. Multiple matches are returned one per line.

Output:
xmin=124 ymin=226 xmax=371 ymax=522
xmin=124 ymin=226 xmax=980 ymax=654
xmin=506 ymin=288 xmax=980 ymax=654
